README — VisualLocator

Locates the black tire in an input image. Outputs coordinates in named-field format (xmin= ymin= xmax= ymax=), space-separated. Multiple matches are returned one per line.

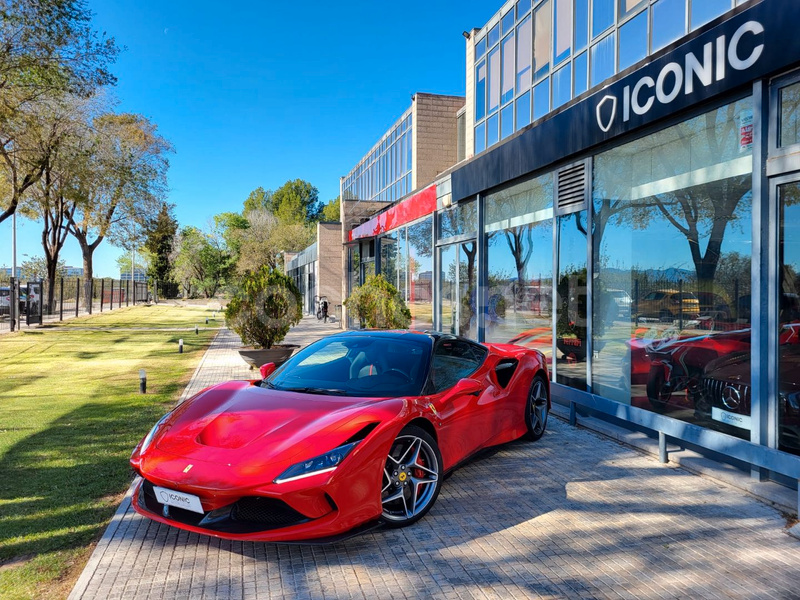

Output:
xmin=525 ymin=375 xmax=549 ymax=441
xmin=646 ymin=368 xmax=670 ymax=412
xmin=380 ymin=425 xmax=442 ymax=528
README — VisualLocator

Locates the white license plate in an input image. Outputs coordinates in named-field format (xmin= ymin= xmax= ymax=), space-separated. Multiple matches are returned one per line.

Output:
xmin=153 ymin=485 xmax=204 ymax=514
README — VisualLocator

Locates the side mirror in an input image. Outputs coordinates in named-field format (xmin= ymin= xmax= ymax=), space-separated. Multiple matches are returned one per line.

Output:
xmin=445 ymin=378 xmax=483 ymax=399
xmin=259 ymin=362 xmax=277 ymax=380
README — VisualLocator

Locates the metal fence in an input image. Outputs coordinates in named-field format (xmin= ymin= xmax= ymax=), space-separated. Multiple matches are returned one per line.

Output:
xmin=0 ymin=277 xmax=151 ymax=333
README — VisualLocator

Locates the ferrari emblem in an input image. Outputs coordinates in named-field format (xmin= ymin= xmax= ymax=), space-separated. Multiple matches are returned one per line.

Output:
xmin=183 ymin=464 xmax=194 ymax=474
xmin=398 ymin=472 xmax=407 ymax=482
xmin=428 ymin=403 xmax=437 ymax=415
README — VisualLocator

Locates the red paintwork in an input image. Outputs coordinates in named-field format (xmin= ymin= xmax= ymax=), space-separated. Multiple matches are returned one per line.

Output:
xmin=348 ymin=184 xmax=436 ymax=242
xmin=130 ymin=335 xmax=549 ymax=542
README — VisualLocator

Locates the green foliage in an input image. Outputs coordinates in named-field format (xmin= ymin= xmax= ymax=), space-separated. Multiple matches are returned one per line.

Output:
xmin=320 ymin=197 xmax=340 ymax=222
xmin=345 ymin=274 xmax=411 ymax=329
xmin=271 ymin=179 xmax=320 ymax=224
xmin=242 ymin=186 xmax=272 ymax=213
xmin=225 ymin=267 xmax=303 ymax=349
xmin=144 ymin=203 xmax=178 ymax=283
xmin=171 ymin=226 xmax=232 ymax=298
xmin=20 ymin=255 xmax=66 ymax=280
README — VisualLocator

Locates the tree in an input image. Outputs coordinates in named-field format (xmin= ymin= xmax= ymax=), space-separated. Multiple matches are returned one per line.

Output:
xmin=242 ymin=186 xmax=272 ymax=213
xmin=116 ymin=247 xmax=151 ymax=278
xmin=20 ymin=255 xmax=65 ymax=280
xmin=68 ymin=112 xmax=172 ymax=295
xmin=320 ymin=196 xmax=340 ymax=222
xmin=345 ymin=274 xmax=411 ymax=329
xmin=270 ymin=179 xmax=320 ymax=223
xmin=170 ymin=225 xmax=232 ymax=298
xmin=0 ymin=0 xmax=118 ymax=224
xmin=144 ymin=202 xmax=178 ymax=284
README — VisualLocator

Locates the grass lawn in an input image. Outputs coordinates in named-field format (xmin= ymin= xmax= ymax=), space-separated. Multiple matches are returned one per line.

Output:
xmin=0 ymin=303 xmax=221 ymax=599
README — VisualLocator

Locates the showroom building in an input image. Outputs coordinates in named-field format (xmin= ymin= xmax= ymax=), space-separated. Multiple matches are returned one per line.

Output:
xmin=344 ymin=0 xmax=800 ymax=503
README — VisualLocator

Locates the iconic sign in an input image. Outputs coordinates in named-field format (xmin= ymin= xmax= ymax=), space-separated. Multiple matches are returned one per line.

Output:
xmin=453 ymin=0 xmax=798 ymax=203
xmin=595 ymin=20 xmax=765 ymax=132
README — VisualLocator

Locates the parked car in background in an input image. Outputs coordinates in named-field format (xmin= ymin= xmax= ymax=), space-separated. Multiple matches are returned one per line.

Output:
xmin=634 ymin=289 xmax=700 ymax=321
xmin=695 ymin=292 xmax=732 ymax=320
xmin=700 ymin=339 xmax=800 ymax=453
xmin=607 ymin=289 xmax=632 ymax=317
xmin=0 ymin=287 xmax=26 ymax=315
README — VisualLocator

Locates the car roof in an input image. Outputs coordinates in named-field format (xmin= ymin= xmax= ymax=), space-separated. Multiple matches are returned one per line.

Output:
xmin=328 ymin=329 xmax=479 ymax=346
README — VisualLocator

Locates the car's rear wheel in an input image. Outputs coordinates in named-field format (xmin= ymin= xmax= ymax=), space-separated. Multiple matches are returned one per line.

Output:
xmin=380 ymin=425 xmax=442 ymax=527
xmin=525 ymin=375 xmax=549 ymax=441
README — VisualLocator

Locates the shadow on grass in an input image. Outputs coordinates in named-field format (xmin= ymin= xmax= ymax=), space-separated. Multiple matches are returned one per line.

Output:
xmin=0 ymin=383 xmax=183 ymax=562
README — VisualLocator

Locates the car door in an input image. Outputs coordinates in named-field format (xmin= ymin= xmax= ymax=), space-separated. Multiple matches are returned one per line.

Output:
xmin=426 ymin=338 xmax=488 ymax=466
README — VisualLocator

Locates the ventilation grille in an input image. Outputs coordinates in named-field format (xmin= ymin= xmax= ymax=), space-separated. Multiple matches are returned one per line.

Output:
xmin=494 ymin=358 xmax=519 ymax=389
xmin=557 ymin=163 xmax=587 ymax=212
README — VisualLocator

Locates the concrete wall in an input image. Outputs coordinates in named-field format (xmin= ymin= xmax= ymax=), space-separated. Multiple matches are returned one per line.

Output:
xmin=413 ymin=93 xmax=465 ymax=189
xmin=316 ymin=222 xmax=343 ymax=310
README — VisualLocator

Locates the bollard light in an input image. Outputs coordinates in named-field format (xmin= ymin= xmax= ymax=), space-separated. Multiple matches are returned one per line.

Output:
xmin=139 ymin=369 xmax=147 ymax=394
xmin=195 ymin=325 xmax=199 ymax=334
xmin=205 ymin=317 xmax=208 ymax=324
xmin=178 ymin=339 xmax=184 ymax=354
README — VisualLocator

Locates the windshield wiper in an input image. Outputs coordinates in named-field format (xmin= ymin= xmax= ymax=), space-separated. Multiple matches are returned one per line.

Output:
xmin=283 ymin=387 xmax=348 ymax=396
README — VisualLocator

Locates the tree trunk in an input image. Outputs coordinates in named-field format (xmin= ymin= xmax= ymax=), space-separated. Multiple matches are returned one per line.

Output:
xmin=82 ymin=251 xmax=94 ymax=310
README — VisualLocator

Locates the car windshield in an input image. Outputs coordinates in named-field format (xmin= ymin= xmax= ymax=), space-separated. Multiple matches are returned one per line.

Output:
xmin=264 ymin=335 xmax=432 ymax=398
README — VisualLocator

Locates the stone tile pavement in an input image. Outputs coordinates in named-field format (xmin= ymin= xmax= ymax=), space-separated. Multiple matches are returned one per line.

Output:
xmin=69 ymin=317 xmax=800 ymax=600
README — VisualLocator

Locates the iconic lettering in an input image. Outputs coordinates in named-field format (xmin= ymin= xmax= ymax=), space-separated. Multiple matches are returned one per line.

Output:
xmin=595 ymin=20 xmax=765 ymax=132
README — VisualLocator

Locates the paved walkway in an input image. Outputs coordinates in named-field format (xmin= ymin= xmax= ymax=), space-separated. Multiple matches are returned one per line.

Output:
xmin=70 ymin=318 xmax=800 ymax=600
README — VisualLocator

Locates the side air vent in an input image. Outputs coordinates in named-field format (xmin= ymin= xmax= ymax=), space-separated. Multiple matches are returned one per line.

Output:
xmin=494 ymin=359 xmax=519 ymax=389
xmin=556 ymin=162 xmax=588 ymax=214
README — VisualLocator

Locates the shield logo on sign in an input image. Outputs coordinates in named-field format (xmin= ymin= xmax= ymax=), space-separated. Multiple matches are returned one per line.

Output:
xmin=596 ymin=95 xmax=617 ymax=133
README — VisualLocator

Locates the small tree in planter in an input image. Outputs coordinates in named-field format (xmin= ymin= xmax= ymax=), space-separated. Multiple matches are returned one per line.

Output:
xmin=225 ymin=267 xmax=303 ymax=367
xmin=345 ymin=274 xmax=411 ymax=329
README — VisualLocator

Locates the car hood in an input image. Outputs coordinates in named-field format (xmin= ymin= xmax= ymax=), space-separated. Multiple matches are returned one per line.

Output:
xmin=704 ymin=344 xmax=800 ymax=393
xmin=152 ymin=380 xmax=404 ymax=468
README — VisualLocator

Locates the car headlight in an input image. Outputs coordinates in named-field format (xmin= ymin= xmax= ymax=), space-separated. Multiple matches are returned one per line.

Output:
xmin=138 ymin=413 xmax=172 ymax=454
xmin=274 ymin=442 xmax=359 ymax=484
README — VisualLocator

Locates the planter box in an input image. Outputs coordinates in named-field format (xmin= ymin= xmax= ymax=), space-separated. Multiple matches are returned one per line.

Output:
xmin=237 ymin=345 xmax=299 ymax=369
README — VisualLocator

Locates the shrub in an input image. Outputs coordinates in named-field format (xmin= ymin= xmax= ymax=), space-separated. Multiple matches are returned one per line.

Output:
xmin=345 ymin=274 xmax=411 ymax=329
xmin=225 ymin=267 xmax=302 ymax=348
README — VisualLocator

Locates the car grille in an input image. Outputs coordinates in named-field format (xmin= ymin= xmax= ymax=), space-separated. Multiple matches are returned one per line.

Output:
xmin=233 ymin=497 xmax=309 ymax=527
xmin=140 ymin=479 xmax=310 ymax=532
xmin=702 ymin=378 xmax=750 ymax=412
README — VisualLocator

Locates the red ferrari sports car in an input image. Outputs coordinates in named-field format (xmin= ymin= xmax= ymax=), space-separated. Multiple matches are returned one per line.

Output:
xmin=130 ymin=330 xmax=550 ymax=543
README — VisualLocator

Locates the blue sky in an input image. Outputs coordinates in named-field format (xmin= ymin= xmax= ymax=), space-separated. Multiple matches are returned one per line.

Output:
xmin=1 ymin=0 xmax=495 ymax=277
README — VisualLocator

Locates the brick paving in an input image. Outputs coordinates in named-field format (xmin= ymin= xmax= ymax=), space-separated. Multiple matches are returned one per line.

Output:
xmin=70 ymin=317 xmax=800 ymax=600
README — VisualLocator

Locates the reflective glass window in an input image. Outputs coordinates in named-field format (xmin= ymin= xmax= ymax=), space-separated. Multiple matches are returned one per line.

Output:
xmin=502 ymin=33 xmax=516 ymax=105
xmin=439 ymin=200 xmax=478 ymax=240
xmin=487 ymin=112 xmax=500 ymax=147
xmin=552 ymin=63 xmax=571 ymax=109
xmin=458 ymin=242 xmax=479 ymax=339
xmin=475 ymin=122 xmax=486 ymax=154
xmin=534 ymin=1 xmax=551 ymax=81
xmin=592 ymin=0 xmax=615 ymax=39
xmin=517 ymin=15 xmax=533 ymax=91
xmin=591 ymin=97 xmax=753 ymax=437
xmin=517 ymin=0 xmax=531 ymax=17
xmin=501 ymin=104 xmax=515 ymax=140
xmin=556 ymin=211 xmax=588 ymax=390
xmin=778 ymin=182 xmax=800 ymax=456
xmin=618 ymin=0 xmax=646 ymax=19
xmin=408 ymin=218 xmax=433 ymax=331
xmin=476 ymin=60 xmax=487 ymax=120
xmin=439 ymin=244 xmax=456 ymax=334
xmin=502 ymin=9 xmax=515 ymax=35
xmin=534 ymin=79 xmax=550 ymax=120
xmin=691 ymin=0 xmax=731 ymax=31
xmin=574 ymin=51 xmax=588 ymax=96
xmin=429 ymin=338 xmax=486 ymax=393
xmin=591 ymin=32 xmax=615 ymax=87
xmin=380 ymin=231 xmax=398 ymax=289
xmin=618 ymin=8 xmax=647 ymax=71
xmin=486 ymin=173 xmax=554 ymax=354
xmin=575 ymin=0 xmax=589 ymax=52
xmin=652 ymin=0 xmax=686 ymax=52
xmin=779 ymin=82 xmax=800 ymax=148
xmin=476 ymin=36 xmax=487 ymax=60
xmin=488 ymin=47 xmax=501 ymax=114
xmin=516 ymin=91 xmax=531 ymax=130
xmin=488 ymin=23 xmax=500 ymax=47
xmin=554 ymin=0 xmax=572 ymax=65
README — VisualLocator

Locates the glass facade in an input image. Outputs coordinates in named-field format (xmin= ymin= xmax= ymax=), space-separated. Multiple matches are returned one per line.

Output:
xmin=592 ymin=98 xmax=753 ymax=438
xmin=473 ymin=0 xmax=738 ymax=154
xmin=343 ymin=112 xmax=413 ymax=203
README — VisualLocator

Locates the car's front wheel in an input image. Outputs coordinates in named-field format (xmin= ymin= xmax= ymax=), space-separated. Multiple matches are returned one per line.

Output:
xmin=380 ymin=425 xmax=442 ymax=528
xmin=525 ymin=375 xmax=549 ymax=441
